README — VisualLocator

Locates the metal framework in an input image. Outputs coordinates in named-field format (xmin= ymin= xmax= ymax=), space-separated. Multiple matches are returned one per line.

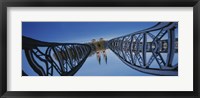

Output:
xmin=22 ymin=36 xmax=91 ymax=76
xmin=108 ymin=22 xmax=178 ymax=76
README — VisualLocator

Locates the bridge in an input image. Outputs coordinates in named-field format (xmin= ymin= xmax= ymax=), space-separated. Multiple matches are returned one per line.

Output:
xmin=22 ymin=37 xmax=91 ymax=76
xmin=108 ymin=22 xmax=178 ymax=75
xmin=22 ymin=22 xmax=178 ymax=76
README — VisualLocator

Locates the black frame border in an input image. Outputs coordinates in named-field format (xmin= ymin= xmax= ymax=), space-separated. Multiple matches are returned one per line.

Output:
xmin=0 ymin=0 xmax=199 ymax=98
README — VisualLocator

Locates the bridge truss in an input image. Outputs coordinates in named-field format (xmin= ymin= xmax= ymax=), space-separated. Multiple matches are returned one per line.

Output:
xmin=22 ymin=36 xmax=91 ymax=76
xmin=108 ymin=22 xmax=178 ymax=76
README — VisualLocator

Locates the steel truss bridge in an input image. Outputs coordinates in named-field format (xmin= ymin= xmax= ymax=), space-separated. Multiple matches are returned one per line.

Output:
xmin=22 ymin=22 xmax=178 ymax=76
xmin=108 ymin=22 xmax=178 ymax=75
xmin=22 ymin=37 xmax=91 ymax=76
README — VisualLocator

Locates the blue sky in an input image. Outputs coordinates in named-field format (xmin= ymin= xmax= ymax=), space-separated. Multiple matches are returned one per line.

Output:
xmin=22 ymin=22 xmax=157 ymax=43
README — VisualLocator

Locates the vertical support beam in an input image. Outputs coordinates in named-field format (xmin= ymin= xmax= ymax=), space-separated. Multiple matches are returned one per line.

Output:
xmin=116 ymin=40 xmax=120 ymax=54
xmin=73 ymin=46 xmax=80 ymax=62
xmin=142 ymin=33 xmax=147 ymax=67
xmin=52 ymin=47 xmax=65 ymax=73
xmin=121 ymin=37 xmax=126 ymax=59
xmin=65 ymin=46 xmax=73 ymax=68
xmin=129 ymin=35 xmax=135 ymax=65
xmin=82 ymin=46 xmax=87 ymax=55
xmin=166 ymin=28 xmax=175 ymax=67
xmin=79 ymin=47 xmax=84 ymax=59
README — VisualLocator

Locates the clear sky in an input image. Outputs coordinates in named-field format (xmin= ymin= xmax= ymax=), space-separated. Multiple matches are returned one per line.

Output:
xmin=22 ymin=22 xmax=157 ymax=43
